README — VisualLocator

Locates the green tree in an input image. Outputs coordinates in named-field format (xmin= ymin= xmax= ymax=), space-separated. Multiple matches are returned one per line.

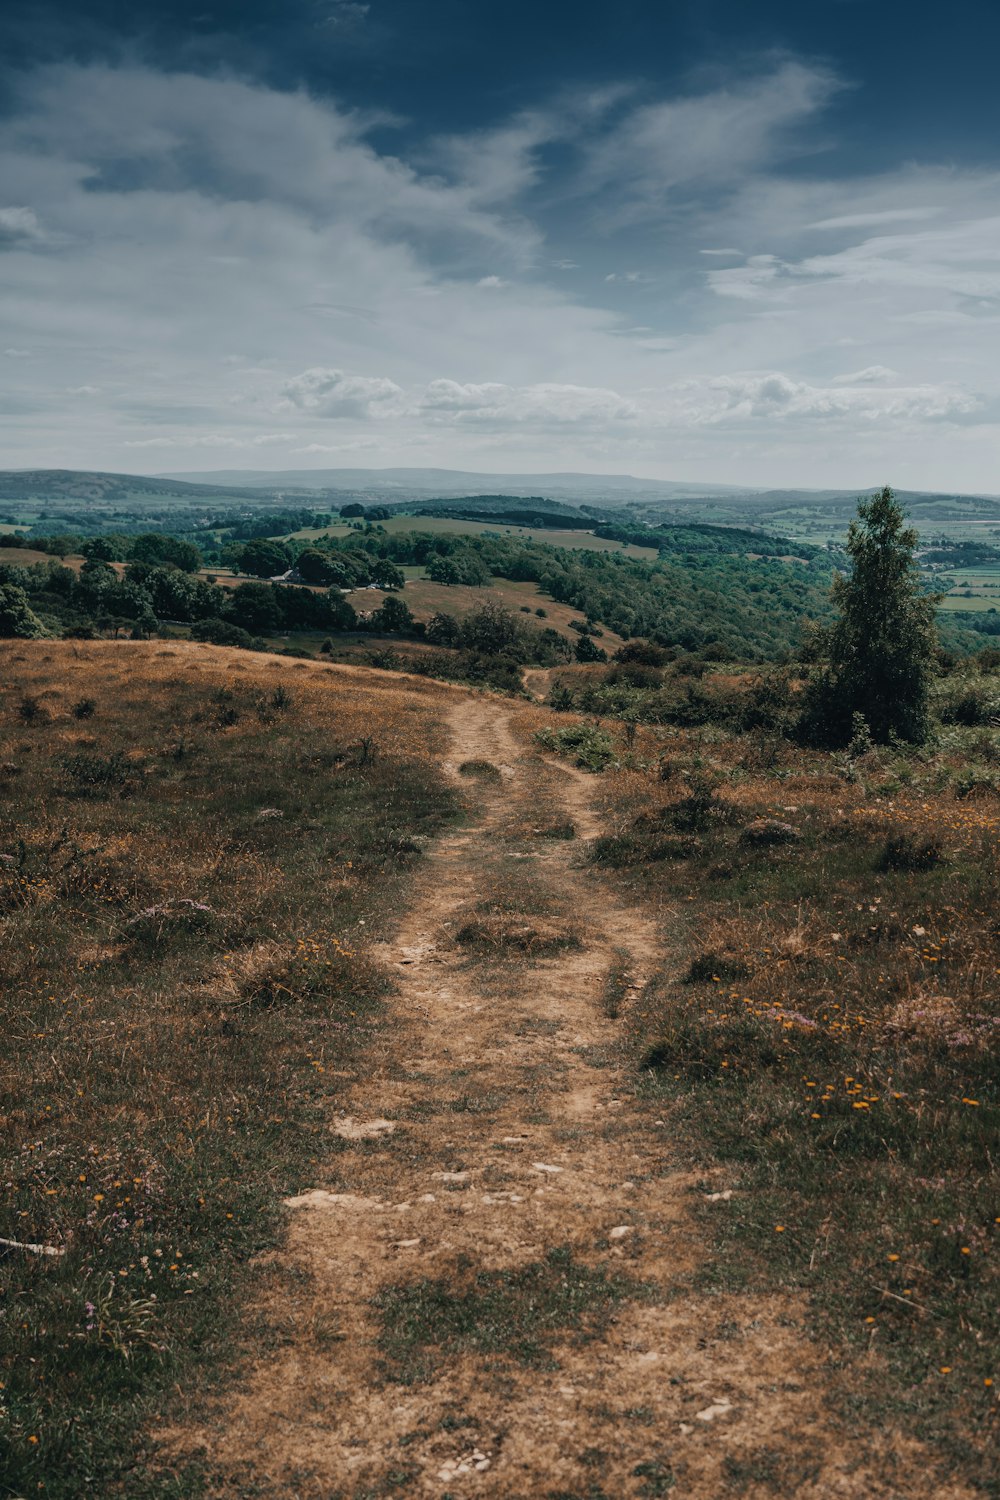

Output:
xmin=426 ymin=611 xmax=462 ymax=647
xmin=461 ymin=601 xmax=526 ymax=658
xmin=800 ymin=487 xmax=937 ymax=745
xmin=574 ymin=633 xmax=608 ymax=663
xmin=129 ymin=533 xmax=202 ymax=572
xmin=226 ymin=582 xmax=282 ymax=632
xmin=295 ymin=548 xmax=338 ymax=585
xmin=372 ymin=561 xmax=405 ymax=591
xmin=235 ymin=539 xmax=292 ymax=578
xmin=371 ymin=595 xmax=413 ymax=633
xmin=0 ymin=582 xmax=45 ymax=638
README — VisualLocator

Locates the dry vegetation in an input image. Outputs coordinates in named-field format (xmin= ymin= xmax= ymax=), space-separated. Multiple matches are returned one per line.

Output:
xmin=0 ymin=642 xmax=458 ymax=1497
xmin=526 ymin=701 xmax=999 ymax=1488
xmin=2 ymin=640 xmax=996 ymax=1496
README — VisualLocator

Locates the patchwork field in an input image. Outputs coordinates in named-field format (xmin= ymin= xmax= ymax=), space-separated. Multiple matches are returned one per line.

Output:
xmin=284 ymin=513 xmax=661 ymax=560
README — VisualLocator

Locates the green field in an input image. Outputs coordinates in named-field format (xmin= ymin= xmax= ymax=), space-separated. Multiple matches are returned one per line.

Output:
xmin=283 ymin=514 xmax=659 ymax=560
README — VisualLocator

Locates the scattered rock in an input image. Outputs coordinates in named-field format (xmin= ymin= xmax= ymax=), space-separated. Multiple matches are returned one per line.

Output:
xmin=695 ymin=1398 xmax=733 ymax=1423
xmin=284 ymin=1190 xmax=382 ymax=1211
xmin=256 ymin=807 xmax=283 ymax=820
xmin=705 ymin=1190 xmax=733 ymax=1203
xmin=431 ymin=1170 xmax=470 ymax=1183
xmin=438 ymin=1450 xmax=491 ymax=1481
xmin=333 ymin=1117 xmax=396 ymax=1141
xmin=738 ymin=818 xmax=801 ymax=848
xmin=392 ymin=1238 xmax=421 ymax=1249
xmin=609 ymin=1225 xmax=633 ymax=1239
xmin=532 ymin=1162 xmax=563 ymax=1174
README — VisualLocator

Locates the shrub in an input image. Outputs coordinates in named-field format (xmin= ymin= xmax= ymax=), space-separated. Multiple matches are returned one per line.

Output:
xmin=18 ymin=694 xmax=47 ymax=724
xmin=684 ymin=951 xmax=752 ymax=984
xmin=0 ymin=582 xmax=45 ymax=639
xmin=875 ymin=833 xmax=942 ymax=872
xmin=71 ymin=698 xmax=97 ymax=720
xmin=535 ymin=722 xmax=615 ymax=772
xmin=60 ymin=751 xmax=137 ymax=798
xmin=191 ymin=617 xmax=258 ymax=650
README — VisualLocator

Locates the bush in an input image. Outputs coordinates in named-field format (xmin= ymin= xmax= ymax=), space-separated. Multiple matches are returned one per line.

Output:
xmin=937 ymin=684 xmax=1000 ymax=726
xmin=535 ymin=722 xmax=615 ymax=772
xmin=190 ymin=618 xmax=258 ymax=650
xmin=60 ymin=751 xmax=137 ymax=798
xmin=0 ymin=582 xmax=46 ymax=639
xmin=876 ymin=834 xmax=942 ymax=872
xmin=71 ymin=698 xmax=97 ymax=720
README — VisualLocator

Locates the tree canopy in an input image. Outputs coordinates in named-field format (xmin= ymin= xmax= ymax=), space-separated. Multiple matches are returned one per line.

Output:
xmin=800 ymin=487 xmax=938 ymax=744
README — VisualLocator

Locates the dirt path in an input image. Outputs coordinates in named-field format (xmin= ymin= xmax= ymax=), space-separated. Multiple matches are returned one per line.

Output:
xmin=185 ymin=690 xmax=963 ymax=1499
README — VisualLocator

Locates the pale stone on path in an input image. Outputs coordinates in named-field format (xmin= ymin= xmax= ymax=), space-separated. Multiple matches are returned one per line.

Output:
xmin=284 ymin=1190 xmax=382 ymax=1211
xmin=333 ymin=1116 xmax=396 ymax=1140
xmin=695 ymin=1399 xmax=733 ymax=1422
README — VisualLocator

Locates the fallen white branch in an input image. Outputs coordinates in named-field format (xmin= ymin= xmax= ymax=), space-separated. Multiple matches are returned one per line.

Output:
xmin=0 ymin=1236 xmax=66 ymax=1258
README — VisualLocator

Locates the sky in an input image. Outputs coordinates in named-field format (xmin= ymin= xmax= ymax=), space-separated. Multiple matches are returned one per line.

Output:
xmin=1 ymin=0 xmax=1000 ymax=489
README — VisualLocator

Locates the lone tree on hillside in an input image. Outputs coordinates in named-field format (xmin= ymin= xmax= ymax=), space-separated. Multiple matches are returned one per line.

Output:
xmin=799 ymin=486 xmax=937 ymax=746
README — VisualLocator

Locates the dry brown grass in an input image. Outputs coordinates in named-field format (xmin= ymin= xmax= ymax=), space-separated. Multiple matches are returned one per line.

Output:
xmin=0 ymin=641 xmax=459 ymax=1498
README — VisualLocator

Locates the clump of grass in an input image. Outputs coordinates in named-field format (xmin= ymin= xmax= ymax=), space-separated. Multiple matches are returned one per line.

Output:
xmin=60 ymin=750 xmax=137 ymax=798
xmin=535 ymin=722 xmax=615 ymax=772
xmin=876 ymin=832 xmax=942 ymax=871
xmin=18 ymin=693 xmax=48 ymax=724
xmin=71 ymin=697 xmax=97 ymax=720
xmin=533 ymin=819 xmax=576 ymax=840
xmin=375 ymin=1247 xmax=645 ymax=1383
xmin=458 ymin=758 xmax=502 ymax=781
xmin=601 ymin=948 xmax=635 ymax=1019
xmin=455 ymin=908 xmax=582 ymax=956
xmin=683 ymin=951 xmax=752 ymax=985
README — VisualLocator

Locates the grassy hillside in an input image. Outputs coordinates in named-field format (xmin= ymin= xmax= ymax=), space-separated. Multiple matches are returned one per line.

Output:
xmin=526 ymin=691 xmax=999 ymax=1490
xmin=0 ymin=643 xmax=458 ymax=1497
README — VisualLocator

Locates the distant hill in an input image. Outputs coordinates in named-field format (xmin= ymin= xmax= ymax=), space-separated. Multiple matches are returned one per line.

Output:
xmin=157 ymin=466 xmax=754 ymax=501
xmin=0 ymin=468 xmax=274 ymax=504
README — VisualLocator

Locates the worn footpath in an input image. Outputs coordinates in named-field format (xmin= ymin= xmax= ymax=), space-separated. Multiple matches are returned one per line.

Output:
xmin=179 ymin=689 xmax=968 ymax=1498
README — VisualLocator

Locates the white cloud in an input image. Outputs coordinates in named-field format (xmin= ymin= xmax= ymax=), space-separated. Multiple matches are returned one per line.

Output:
xmin=663 ymin=371 xmax=977 ymax=426
xmin=123 ymin=433 xmax=245 ymax=448
xmin=279 ymin=368 xmax=405 ymax=418
xmin=0 ymin=205 xmax=45 ymax=246
xmin=831 ymin=366 xmax=897 ymax=385
xmin=420 ymin=379 xmax=638 ymax=426
xmin=805 ymin=208 xmax=942 ymax=231
xmin=295 ymin=439 xmax=380 ymax=452
xmin=1 ymin=60 xmax=999 ymax=487
xmin=579 ymin=62 xmax=842 ymax=226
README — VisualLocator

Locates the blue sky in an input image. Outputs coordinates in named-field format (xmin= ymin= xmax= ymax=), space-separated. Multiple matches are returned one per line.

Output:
xmin=1 ymin=0 xmax=999 ymax=487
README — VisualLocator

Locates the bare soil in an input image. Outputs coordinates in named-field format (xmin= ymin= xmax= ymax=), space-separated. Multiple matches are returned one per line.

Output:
xmin=175 ymin=687 xmax=971 ymax=1498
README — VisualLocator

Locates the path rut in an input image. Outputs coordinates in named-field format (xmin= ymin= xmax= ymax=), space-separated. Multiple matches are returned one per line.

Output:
xmin=185 ymin=689 xmax=965 ymax=1499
